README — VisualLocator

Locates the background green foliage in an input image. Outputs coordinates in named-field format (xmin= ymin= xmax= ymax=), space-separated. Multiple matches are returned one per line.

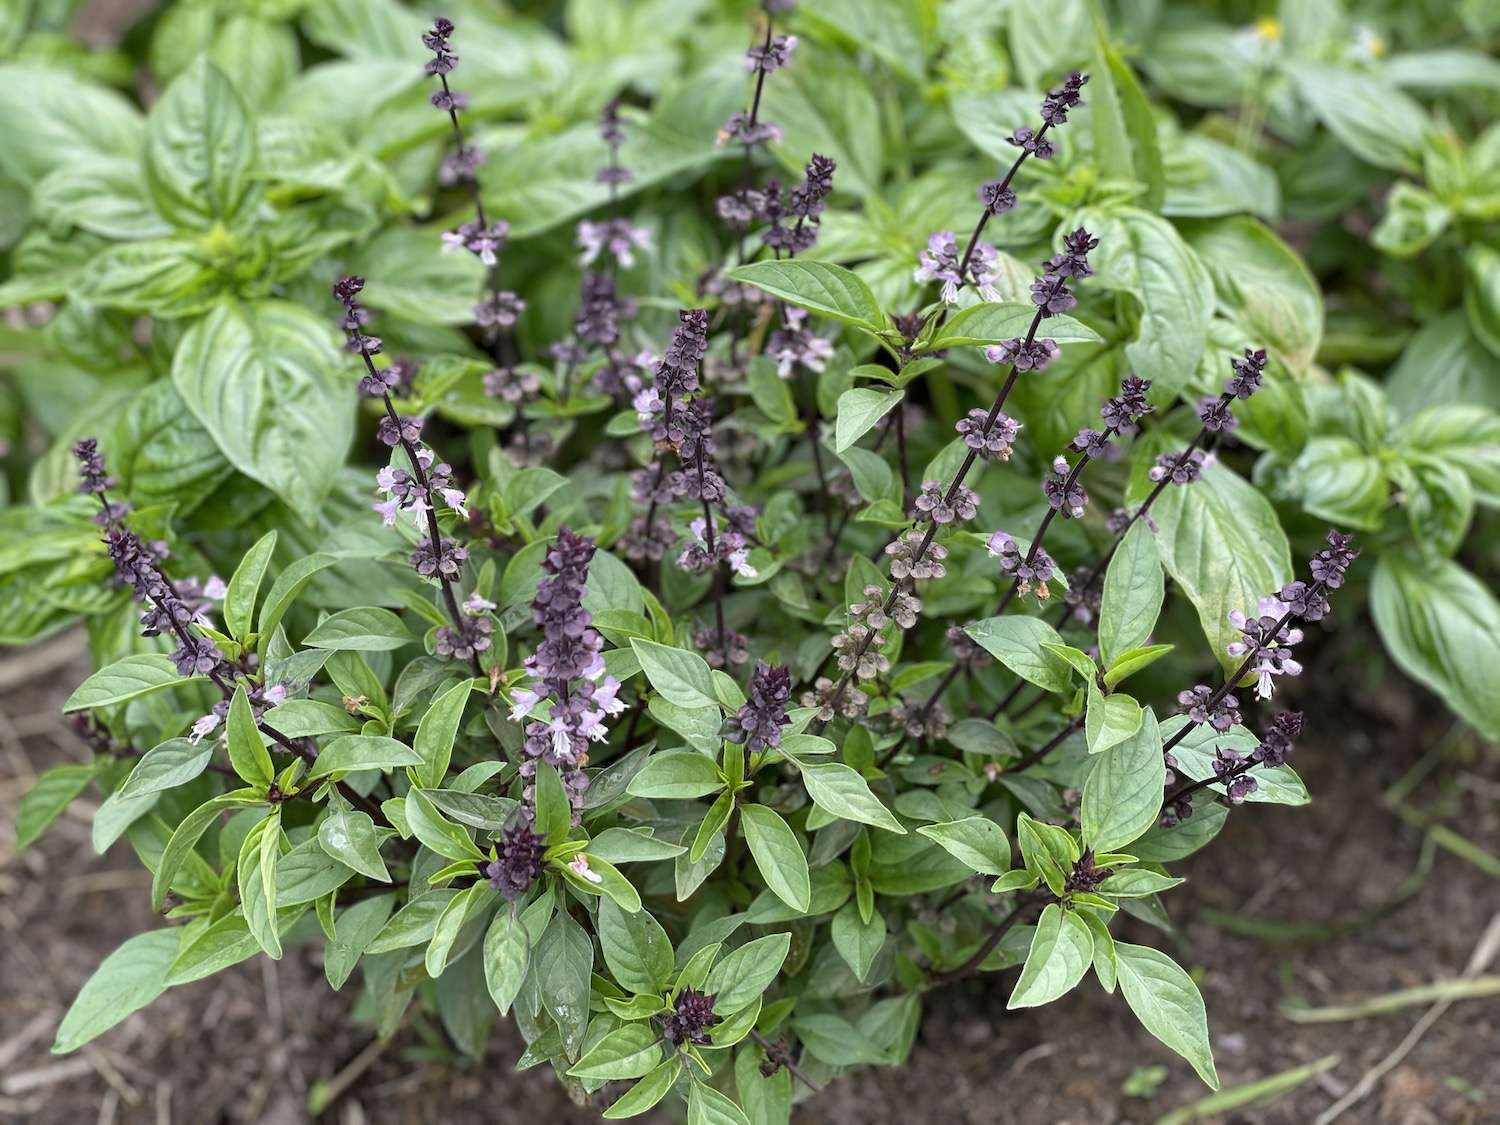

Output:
xmin=2 ymin=0 xmax=1498 ymax=1119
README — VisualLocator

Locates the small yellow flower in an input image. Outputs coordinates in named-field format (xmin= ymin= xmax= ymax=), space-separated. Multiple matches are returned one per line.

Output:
xmin=1254 ymin=16 xmax=1282 ymax=42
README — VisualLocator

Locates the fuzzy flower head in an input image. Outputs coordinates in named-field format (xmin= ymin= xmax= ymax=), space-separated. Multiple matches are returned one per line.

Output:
xmin=718 ymin=112 xmax=781 ymax=148
xmin=422 ymin=17 xmax=458 ymax=75
xmin=1177 ymin=685 xmax=1241 ymax=733
xmin=912 ymin=480 xmax=978 ymax=526
xmin=885 ymin=528 xmax=947 ymax=581
xmin=767 ymin=306 xmax=834 ymax=378
xmin=577 ymin=217 xmax=652 ymax=268
xmin=725 ymin=662 xmax=792 ymax=754
xmin=1039 ymin=71 xmax=1089 ymax=126
xmin=442 ymin=218 xmax=510 ymax=266
xmin=1227 ymin=596 xmax=1304 ymax=699
xmin=746 ymin=33 xmax=797 ymax=73
xmin=1254 ymin=710 xmax=1303 ymax=767
xmin=988 ymin=531 xmax=1056 ymax=598
xmin=662 ymin=988 xmax=719 ymax=1046
xmin=1198 ymin=395 xmax=1238 ymax=434
xmin=1225 ymin=347 xmax=1268 ymax=399
xmin=486 ymin=823 xmax=546 ymax=900
xmin=1042 ymin=455 xmax=1087 ymax=518
xmin=955 ymin=407 xmax=1021 ymax=461
xmin=653 ymin=308 xmax=710 ymax=399
xmin=1100 ymin=375 xmax=1153 ymax=431
xmin=1148 ymin=448 xmax=1212 ymax=486
xmin=985 ymin=337 xmax=1058 ymax=372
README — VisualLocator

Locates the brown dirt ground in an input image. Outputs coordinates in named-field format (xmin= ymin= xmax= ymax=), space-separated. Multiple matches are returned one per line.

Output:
xmin=2 ymin=633 xmax=1497 ymax=1125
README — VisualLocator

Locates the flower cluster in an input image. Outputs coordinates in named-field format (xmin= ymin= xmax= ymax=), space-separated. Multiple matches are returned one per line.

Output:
xmin=1149 ymin=447 xmax=1212 ymax=486
xmin=801 ymin=676 xmax=869 ymax=722
xmin=984 ymin=337 xmax=1058 ymax=371
xmin=746 ymin=33 xmax=796 ymax=73
xmin=436 ymin=593 xmax=496 ymax=662
xmin=1064 ymin=848 xmax=1113 ymax=894
xmin=987 ymin=531 xmax=1056 ymax=599
xmin=890 ymin=697 xmax=951 ymax=742
xmin=885 ymin=528 xmax=948 ymax=581
xmin=1177 ymin=685 xmax=1242 ymax=733
xmin=1212 ymin=747 xmax=1259 ymax=804
xmin=767 ymin=306 xmax=834 ymax=379
xmin=510 ymin=530 xmax=624 ymax=818
xmin=832 ymin=584 xmax=915 ymax=681
xmin=485 ymin=823 xmax=547 ymax=900
xmin=955 ymin=407 xmax=1021 ymax=461
xmin=1041 ymin=456 xmax=1087 ymax=519
xmin=724 ymin=662 xmax=792 ymax=754
xmin=1227 ymin=596 xmax=1304 ymax=699
xmin=915 ymin=230 xmax=1003 ymax=304
xmin=912 ymin=480 xmax=979 ymax=526
xmin=662 ymin=988 xmax=720 ymax=1046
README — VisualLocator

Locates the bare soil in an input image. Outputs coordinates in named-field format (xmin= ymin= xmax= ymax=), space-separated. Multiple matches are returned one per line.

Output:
xmin=2 ymin=634 xmax=1497 ymax=1125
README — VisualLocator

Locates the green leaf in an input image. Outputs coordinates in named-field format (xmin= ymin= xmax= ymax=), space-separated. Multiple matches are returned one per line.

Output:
xmin=366 ymin=890 xmax=460 ymax=954
xmin=1372 ymin=553 xmax=1500 ymax=741
xmin=1008 ymin=903 xmax=1095 ymax=1009
xmin=726 ymin=260 xmax=887 ymax=334
xmin=604 ymin=1055 xmax=682 ymax=1119
xmin=599 ymin=894 xmax=673 ymax=995
xmin=1085 ymin=683 xmax=1144 ymax=755
xmin=257 ymin=553 xmax=338 ymax=639
xmin=1104 ymin=644 xmax=1174 ymax=690
xmin=746 ymin=355 xmax=797 ymax=427
xmin=52 ymin=929 xmax=179 ymax=1054
xmin=1183 ymin=216 xmax=1324 ymax=374
xmin=965 ymin=616 xmax=1072 ymax=693
xmin=1092 ymin=32 xmax=1165 ymax=210
xmin=152 ymin=793 xmax=254 ymax=911
xmin=164 ymin=914 xmax=260 ymax=987
xmin=1097 ymin=869 xmax=1185 ymax=898
xmin=1098 ymin=520 xmax=1163 ymax=667
xmin=537 ymin=909 xmax=594 ymax=1059
xmin=483 ymin=908 xmax=529 ymax=1015
xmin=412 ymin=678 xmax=473 ymax=789
xmin=740 ymin=804 xmax=811 ymax=912
xmin=63 ymin=654 xmax=193 ymax=712
xmin=917 ymin=817 xmax=1010 ymax=876
xmin=1286 ymin=61 xmax=1430 ymax=174
xmin=705 ymin=933 xmax=791 ymax=1015
xmin=406 ymin=789 xmax=485 ymax=862
xmin=629 ymin=638 xmax=719 ymax=709
xmin=800 ymin=762 xmax=906 ymax=834
xmin=172 ymin=301 xmax=352 ymax=514
xmin=1074 ymin=206 xmax=1215 ymax=401
xmin=0 ymin=67 xmax=144 ymax=187
xmin=17 ymin=764 xmax=94 ymax=850
xmin=1161 ymin=718 xmax=1309 ymax=806
xmin=1080 ymin=708 xmax=1164 ymax=852
xmin=626 ymin=750 xmax=724 ymax=799
xmin=688 ymin=1082 xmax=751 ymax=1125
xmin=304 ymin=607 xmax=413 ymax=651
xmin=834 ymin=388 xmax=903 ymax=453
xmin=317 ymin=799 xmax=390 ymax=882
xmin=922 ymin=303 xmax=1102 ymax=351
xmin=223 ymin=530 xmax=277 ymax=642
xmin=118 ymin=739 xmax=211 ymax=799
xmin=569 ymin=1023 xmax=663 ymax=1080
xmin=33 ymin=156 xmax=172 ymax=241
xmin=144 ymin=57 xmax=256 ymax=226
xmin=226 ymin=684 xmax=275 ymax=789
xmin=830 ymin=901 xmax=887 ymax=983
xmin=325 ymin=895 xmax=395 ymax=990
xmin=1115 ymin=942 xmax=1219 ymax=1088
xmin=1132 ymin=459 xmax=1291 ymax=672
xmin=236 ymin=812 xmax=282 ymax=959
xmin=306 ymin=734 xmax=423 ymax=779
xmin=425 ymin=882 xmax=483 ymax=978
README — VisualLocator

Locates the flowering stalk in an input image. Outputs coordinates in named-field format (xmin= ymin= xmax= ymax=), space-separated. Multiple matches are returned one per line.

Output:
xmin=1160 ymin=530 xmax=1357 ymax=756
xmin=508 ymin=529 xmax=625 ymax=820
xmin=334 ymin=277 xmax=488 ymax=674
xmin=1162 ymin=711 xmax=1303 ymax=825
xmin=72 ymin=440 xmax=388 ymax=822
xmin=423 ymin=18 xmax=526 ymax=356
xmin=808 ymin=233 xmax=1098 ymax=733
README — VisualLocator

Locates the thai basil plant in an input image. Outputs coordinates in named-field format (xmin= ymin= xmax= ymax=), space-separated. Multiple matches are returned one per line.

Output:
xmin=2 ymin=0 xmax=1484 ymax=1120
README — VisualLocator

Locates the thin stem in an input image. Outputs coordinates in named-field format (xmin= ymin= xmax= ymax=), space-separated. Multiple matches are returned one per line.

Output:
xmin=373 ymin=389 xmax=483 ymax=678
xmin=749 ymin=1029 xmax=822 ymax=1094
xmin=1002 ymin=714 xmax=1085 ymax=775
xmin=1159 ymin=596 xmax=1312 ymax=757
xmin=811 ymin=310 xmax=1045 ymax=732
xmin=895 ymin=401 xmax=910 ymax=503
xmin=932 ymin=892 xmax=1038 ymax=984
